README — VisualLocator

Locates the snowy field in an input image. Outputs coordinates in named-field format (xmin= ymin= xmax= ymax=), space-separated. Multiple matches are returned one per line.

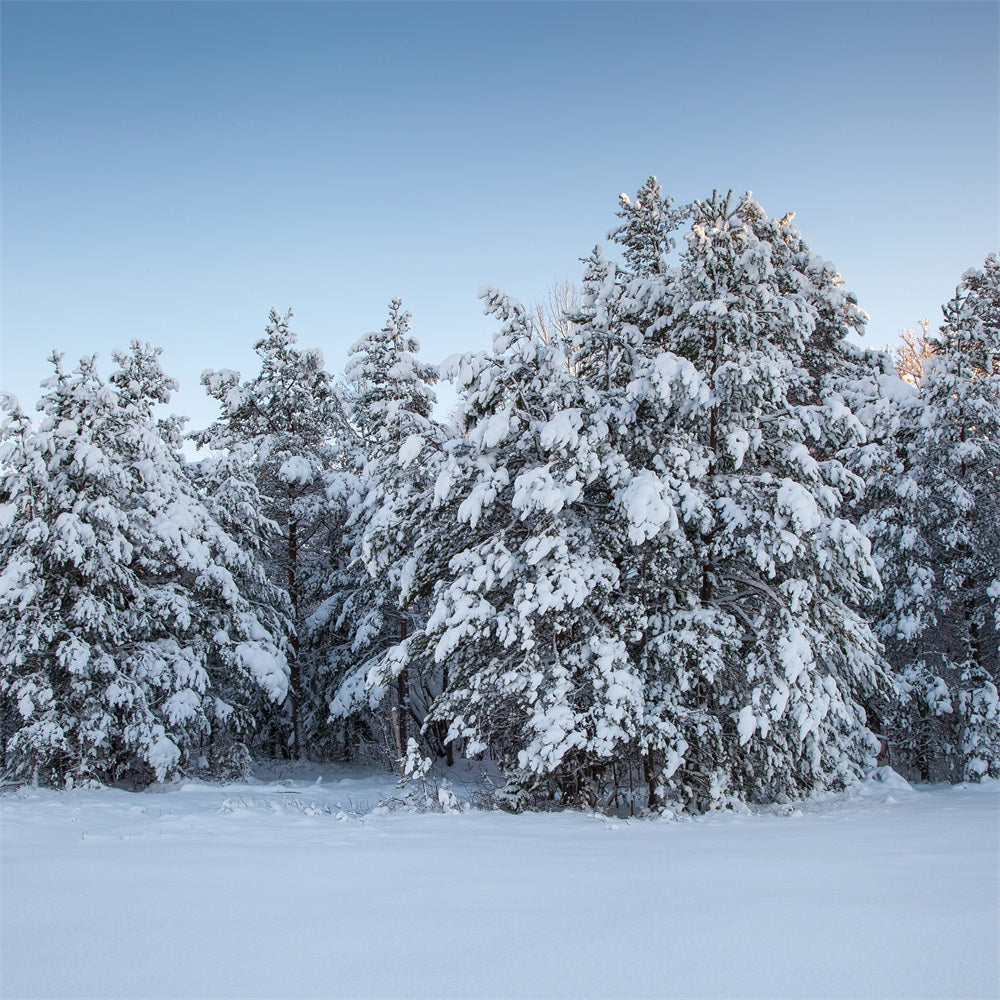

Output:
xmin=2 ymin=766 xmax=997 ymax=1000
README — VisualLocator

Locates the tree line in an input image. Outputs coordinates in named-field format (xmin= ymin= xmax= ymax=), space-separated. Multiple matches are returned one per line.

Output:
xmin=1 ymin=179 xmax=997 ymax=811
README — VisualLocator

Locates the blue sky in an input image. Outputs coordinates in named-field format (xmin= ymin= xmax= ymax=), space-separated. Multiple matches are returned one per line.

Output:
xmin=3 ymin=1 xmax=997 ymax=429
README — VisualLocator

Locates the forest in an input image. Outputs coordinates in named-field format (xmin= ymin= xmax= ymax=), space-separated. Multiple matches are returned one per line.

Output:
xmin=2 ymin=179 xmax=997 ymax=813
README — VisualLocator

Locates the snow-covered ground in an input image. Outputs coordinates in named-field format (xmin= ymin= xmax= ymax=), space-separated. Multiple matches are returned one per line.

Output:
xmin=2 ymin=766 xmax=997 ymax=999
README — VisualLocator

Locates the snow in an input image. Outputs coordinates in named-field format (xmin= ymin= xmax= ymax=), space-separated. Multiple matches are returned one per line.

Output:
xmin=277 ymin=455 xmax=314 ymax=486
xmin=776 ymin=478 xmax=822 ymax=534
xmin=2 ymin=767 xmax=996 ymax=999
xmin=538 ymin=409 xmax=582 ymax=451
xmin=396 ymin=432 xmax=424 ymax=467
xmin=726 ymin=426 xmax=751 ymax=469
xmin=512 ymin=464 xmax=581 ymax=518
xmin=474 ymin=411 xmax=513 ymax=450
xmin=234 ymin=641 xmax=288 ymax=702
xmin=144 ymin=731 xmax=181 ymax=779
xmin=620 ymin=470 xmax=677 ymax=543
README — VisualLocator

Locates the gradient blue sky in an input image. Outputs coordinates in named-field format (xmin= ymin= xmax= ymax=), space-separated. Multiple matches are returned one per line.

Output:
xmin=3 ymin=1 xmax=998 ymax=428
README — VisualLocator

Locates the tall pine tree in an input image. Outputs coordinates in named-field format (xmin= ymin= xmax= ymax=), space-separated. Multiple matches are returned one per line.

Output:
xmin=0 ymin=345 xmax=289 ymax=786
xmin=197 ymin=309 xmax=345 ymax=758
xmin=317 ymin=301 xmax=443 ymax=766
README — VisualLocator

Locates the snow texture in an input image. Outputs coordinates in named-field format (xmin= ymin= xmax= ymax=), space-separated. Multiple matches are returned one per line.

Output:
xmin=1 ymin=767 xmax=996 ymax=999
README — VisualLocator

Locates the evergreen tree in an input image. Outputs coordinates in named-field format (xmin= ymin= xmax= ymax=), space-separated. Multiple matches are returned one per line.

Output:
xmin=0 ymin=345 xmax=289 ymax=787
xmin=191 ymin=443 xmax=295 ymax=760
xmin=843 ymin=344 xmax=938 ymax=775
xmin=314 ymin=300 xmax=442 ymax=765
xmin=903 ymin=257 xmax=999 ymax=779
xmin=197 ymin=309 xmax=345 ymax=758
xmin=634 ymin=189 xmax=886 ymax=806
xmin=608 ymin=175 xmax=687 ymax=276
xmin=392 ymin=287 xmax=651 ymax=805
xmin=363 ymin=182 xmax=889 ymax=812
xmin=854 ymin=257 xmax=999 ymax=782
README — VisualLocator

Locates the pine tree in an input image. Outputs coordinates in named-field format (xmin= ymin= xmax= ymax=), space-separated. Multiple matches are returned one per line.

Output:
xmin=393 ymin=287 xmax=652 ymax=805
xmin=608 ymin=175 xmax=687 ymax=276
xmin=0 ymin=345 xmax=289 ymax=787
xmin=191 ymin=443 xmax=295 ymax=761
xmin=567 ymin=184 xmax=889 ymax=809
xmin=320 ymin=300 xmax=443 ymax=767
xmin=365 ymin=182 xmax=889 ymax=812
xmin=197 ymin=309 xmax=345 ymax=758
xmin=649 ymin=191 xmax=886 ymax=806
xmin=904 ymin=256 xmax=999 ymax=779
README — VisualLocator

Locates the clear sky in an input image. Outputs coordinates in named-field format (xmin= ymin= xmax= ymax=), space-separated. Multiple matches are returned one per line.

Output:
xmin=2 ymin=1 xmax=997 ymax=429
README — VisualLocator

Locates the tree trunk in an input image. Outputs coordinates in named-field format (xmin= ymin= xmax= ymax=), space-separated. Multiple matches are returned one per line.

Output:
xmin=443 ymin=661 xmax=454 ymax=767
xmin=644 ymin=751 xmax=663 ymax=811
xmin=964 ymin=584 xmax=982 ymax=674
xmin=287 ymin=517 xmax=301 ymax=759
xmin=396 ymin=617 xmax=408 ymax=751
xmin=700 ymin=331 xmax=719 ymax=604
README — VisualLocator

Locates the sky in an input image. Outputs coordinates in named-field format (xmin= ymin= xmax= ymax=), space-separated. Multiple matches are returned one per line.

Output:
xmin=2 ymin=1 xmax=998 ymax=430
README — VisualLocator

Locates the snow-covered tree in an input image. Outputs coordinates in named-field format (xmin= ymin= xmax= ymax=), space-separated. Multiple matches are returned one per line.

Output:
xmin=319 ymin=301 xmax=443 ymax=766
xmin=618 ymin=189 xmax=887 ymax=807
xmin=0 ymin=345 xmax=289 ymax=787
xmin=390 ymin=287 xmax=653 ymax=805
xmin=197 ymin=309 xmax=345 ymax=758
xmin=361 ymin=182 xmax=889 ymax=812
xmin=190 ymin=444 xmax=295 ymax=760
xmin=851 ymin=257 xmax=1000 ymax=782
xmin=608 ymin=175 xmax=687 ymax=276
xmin=904 ymin=258 xmax=999 ymax=779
